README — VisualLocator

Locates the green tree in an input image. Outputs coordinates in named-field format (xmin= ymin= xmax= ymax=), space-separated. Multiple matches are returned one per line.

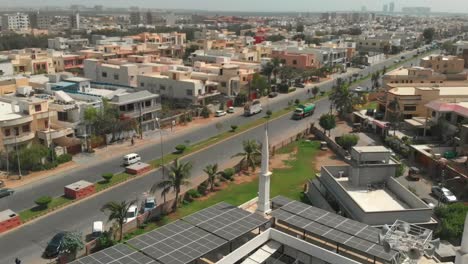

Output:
xmin=330 ymin=84 xmax=353 ymax=116
xmin=35 ymin=196 xmax=52 ymax=209
xmin=336 ymin=134 xmax=360 ymax=150
xmin=230 ymin=124 xmax=238 ymax=132
xmin=319 ymin=113 xmax=336 ymax=136
xmin=312 ymin=86 xmax=320 ymax=98
xmin=100 ymin=200 xmax=136 ymax=241
xmin=102 ymin=173 xmax=114 ymax=182
xmin=266 ymin=35 xmax=285 ymax=42
xmin=183 ymin=45 xmax=198 ymax=60
xmin=265 ymin=109 xmax=272 ymax=118
xmin=60 ymin=231 xmax=84 ymax=258
xmin=203 ymin=163 xmax=221 ymax=192
xmin=201 ymin=106 xmax=210 ymax=118
xmin=152 ymin=159 xmax=192 ymax=211
xmin=232 ymin=140 xmax=261 ymax=172
xmin=234 ymin=93 xmax=248 ymax=106
xmin=435 ymin=203 xmax=468 ymax=241
xmin=296 ymin=23 xmax=305 ymax=32
xmin=251 ymin=73 xmax=270 ymax=96
xmin=423 ymin=28 xmax=436 ymax=44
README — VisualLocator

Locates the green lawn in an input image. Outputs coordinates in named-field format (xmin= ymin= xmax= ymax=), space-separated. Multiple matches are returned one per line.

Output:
xmin=170 ymin=140 xmax=320 ymax=219
xmin=96 ymin=173 xmax=135 ymax=192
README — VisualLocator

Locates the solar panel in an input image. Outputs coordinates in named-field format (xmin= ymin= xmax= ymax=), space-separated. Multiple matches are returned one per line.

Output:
xmin=70 ymin=244 xmax=157 ymax=264
xmin=271 ymin=197 xmax=399 ymax=262
xmin=183 ymin=202 xmax=269 ymax=241
xmin=271 ymin=195 xmax=293 ymax=208
xmin=127 ymin=220 xmax=228 ymax=264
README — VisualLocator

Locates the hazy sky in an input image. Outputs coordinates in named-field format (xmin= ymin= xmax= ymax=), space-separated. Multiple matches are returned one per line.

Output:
xmin=6 ymin=0 xmax=468 ymax=13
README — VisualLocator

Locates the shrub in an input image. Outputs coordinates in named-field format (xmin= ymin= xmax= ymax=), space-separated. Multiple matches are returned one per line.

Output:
xmin=288 ymin=87 xmax=296 ymax=93
xmin=35 ymin=196 xmax=52 ymax=209
xmin=41 ymin=161 xmax=58 ymax=171
xmin=336 ymin=134 xmax=360 ymax=151
xmin=102 ymin=173 xmax=114 ymax=182
xmin=201 ymin=106 xmax=210 ymax=118
xmin=230 ymin=124 xmax=238 ymax=132
xmin=222 ymin=168 xmax=235 ymax=180
xmin=57 ymin=154 xmax=72 ymax=164
xmin=197 ymin=181 xmax=209 ymax=195
xmin=175 ymin=144 xmax=187 ymax=154
xmin=278 ymin=83 xmax=289 ymax=93
xmin=214 ymin=182 xmax=221 ymax=187
xmin=185 ymin=189 xmax=201 ymax=202
xmin=265 ymin=110 xmax=272 ymax=118
xmin=294 ymin=99 xmax=300 ymax=105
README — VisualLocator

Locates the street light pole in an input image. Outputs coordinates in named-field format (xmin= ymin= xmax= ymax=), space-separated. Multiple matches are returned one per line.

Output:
xmin=156 ymin=117 xmax=164 ymax=179
xmin=15 ymin=135 xmax=22 ymax=180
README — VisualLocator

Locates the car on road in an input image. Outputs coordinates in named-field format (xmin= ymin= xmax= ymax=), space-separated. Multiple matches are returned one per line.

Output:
xmin=227 ymin=107 xmax=235 ymax=113
xmin=268 ymin=92 xmax=278 ymax=98
xmin=142 ymin=197 xmax=156 ymax=213
xmin=44 ymin=232 xmax=66 ymax=258
xmin=295 ymin=83 xmax=305 ymax=88
xmin=401 ymin=56 xmax=406 ymax=59
xmin=215 ymin=110 xmax=227 ymax=117
xmin=354 ymin=86 xmax=367 ymax=92
xmin=394 ymin=59 xmax=400 ymax=63
xmin=431 ymin=186 xmax=457 ymax=203
xmin=123 ymin=153 xmax=141 ymax=166
xmin=357 ymin=65 xmax=367 ymax=69
xmin=421 ymin=198 xmax=436 ymax=209
xmin=92 ymin=221 xmax=103 ymax=238
xmin=0 ymin=188 xmax=14 ymax=198
xmin=124 ymin=205 xmax=138 ymax=223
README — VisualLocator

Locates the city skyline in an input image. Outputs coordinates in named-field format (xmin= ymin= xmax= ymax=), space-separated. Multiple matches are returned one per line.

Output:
xmin=4 ymin=0 xmax=468 ymax=13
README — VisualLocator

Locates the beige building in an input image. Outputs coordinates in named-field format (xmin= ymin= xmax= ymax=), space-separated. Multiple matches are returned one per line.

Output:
xmin=383 ymin=66 xmax=468 ymax=89
xmin=5 ymin=49 xmax=55 ymax=75
xmin=0 ymin=77 xmax=29 ymax=96
xmin=379 ymin=86 xmax=468 ymax=120
xmin=420 ymin=55 xmax=465 ymax=74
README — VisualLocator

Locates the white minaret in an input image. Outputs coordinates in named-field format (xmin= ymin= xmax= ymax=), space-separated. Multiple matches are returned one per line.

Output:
xmin=455 ymin=212 xmax=468 ymax=264
xmin=257 ymin=126 xmax=272 ymax=215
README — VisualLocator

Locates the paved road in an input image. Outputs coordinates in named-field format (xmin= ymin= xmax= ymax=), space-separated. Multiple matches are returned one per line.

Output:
xmin=0 ymin=47 xmax=429 ymax=264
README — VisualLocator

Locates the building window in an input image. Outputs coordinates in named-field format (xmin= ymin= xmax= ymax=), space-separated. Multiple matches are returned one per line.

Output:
xmin=4 ymin=128 xmax=10 ymax=137
xmin=119 ymin=105 xmax=126 ymax=111
xmin=186 ymin=90 xmax=193 ymax=96
xmin=432 ymin=111 xmax=436 ymax=117
xmin=114 ymin=74 xmax=119 ymax=80
xmin=221 ymin=82 xmax=227 ymax=87
xmin=457 ymin=115 xmax=464 ymax=123
xmin=102 ymin=72 xmax=107 ymax=77
xmin=58 ymin=112 xmax=68 ymax=121
xmin=140 ymin=82 xmax=145 ymax=87
xmin=445 ymin=113 xmax=452 ymax=121
xmin=14 ymin=127 xmax=19 ymax=136
xmin=403 ymin=105 xmax=417 ymax=111
xmin=22 ymin=125 xmax=30 ymax=132
xmin=35 ymin=104 xmax=42 ymax=112
xmin=160 ymin=85 xmax=166 ymax=91
xmin=145 ymin=100 xmax=151 ymax=107
xmin=45 ymin=120 xmax=48 ymax=128
xmin=292 ymin=60 xmax=297 ymax=65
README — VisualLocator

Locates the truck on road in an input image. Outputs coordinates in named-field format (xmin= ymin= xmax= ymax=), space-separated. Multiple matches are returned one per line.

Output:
xmin=244 ymin=100 xmax=262 ymax=116
xmin=292 ymin=103 xmax=315 ymax=120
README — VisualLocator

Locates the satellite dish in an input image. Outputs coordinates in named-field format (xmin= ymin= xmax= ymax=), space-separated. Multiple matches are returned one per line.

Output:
xmin=383 ymin=240 xmax=393 ymax=253
xmin=408 ymin=247 xmax=422 ymax=260
xmin=424 ymin=244 xmax=436 ymax=257
xmin=402 ymin=222 xmax=411 ymax=234
xmin=429 ymin=238 xmax=440 ymax=249
xmin=381 ymin=224 xmax=390 ymax=235
xmin=378 ymin=233 xmax=386 ymax=244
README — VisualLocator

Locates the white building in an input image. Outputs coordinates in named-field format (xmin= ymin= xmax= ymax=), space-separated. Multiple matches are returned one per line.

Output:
xmin=48 ymin=37 xmax=89 ymax=51
xmin=0 ymin=57 xmax=14 ymax=76
xmin=84 ymin=59 xmax=153 ymax=88
xmin=1 ymin=13 xmax=30 ymax=31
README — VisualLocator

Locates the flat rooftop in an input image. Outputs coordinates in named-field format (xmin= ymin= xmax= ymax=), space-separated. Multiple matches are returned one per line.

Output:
xmin=338 ymin=178 xmax=408 ymax=212
xmin=353 ymin=146 xmax=391 ymax=153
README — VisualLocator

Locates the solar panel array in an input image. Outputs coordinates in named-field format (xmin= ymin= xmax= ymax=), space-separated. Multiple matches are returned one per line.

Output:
xmin=271 ymin=196 xmax=398 ymax=262
xmin=128 ymin=220 xmax=227 ymax=264
xmin=183 ymin=202 xmax=269 ymax=241
xmin=73 ymin=202 xmax=269 ymax=264
xmin=70 ymin=244 xmax=157 ymax=264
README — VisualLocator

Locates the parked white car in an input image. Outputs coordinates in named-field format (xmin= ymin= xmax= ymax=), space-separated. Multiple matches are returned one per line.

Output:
xmin=431 ymin=186 xmax=457 ymax=203
xmin=215 ymin=110 xmax=227 ymax=117
xmin=124 ymin=205 xmax=138 ymax=223
xmin=142 ymin=197 xmax=156 ymax=213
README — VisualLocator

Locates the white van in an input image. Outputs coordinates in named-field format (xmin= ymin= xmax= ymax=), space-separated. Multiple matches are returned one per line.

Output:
xmin=123 ymin=153 xmax=141 ymax=166
xmin=124 ymin=205 xmax=138 ymax=223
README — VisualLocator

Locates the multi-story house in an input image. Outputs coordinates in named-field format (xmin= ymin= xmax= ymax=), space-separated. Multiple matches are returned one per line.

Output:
xmin=52 ymin=54 xmax=85 ymax=73
xmin=1 ymin=13 xmax=30 ymax=31
xmin=420 ymin=55 xmax=465 ymax=74
xmin=0 ymin=57 xmax=14 ymax=76
xmin=48 ymin=37 xmax=90 ymax=51
xmin=383 ymin=66 xmax=468 ymax=89
xmin=0 ymin=76 xmax=29 ymax=96
xmin=454 ymin=41 xmax=468 ymax=67
xmin=6 ymin=49 xmax=55 ymax=75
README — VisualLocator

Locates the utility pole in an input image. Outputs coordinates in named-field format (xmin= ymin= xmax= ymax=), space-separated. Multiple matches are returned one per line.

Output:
xmin=15 ymin=136 xmax=22 ymax=179
xmin=156 ymin=117 xmax=165 ymax=179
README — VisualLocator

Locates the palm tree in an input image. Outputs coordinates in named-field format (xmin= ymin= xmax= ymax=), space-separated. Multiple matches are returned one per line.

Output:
xmin=151 ymin=159 xmax=192 ymax=212
xmin=203 ymin=163 xmax=221 ymax=192
xmin=101 ymin=200 xmax=136 ymax=241
xmin=232 ymin=140 xmax=261 ymax=172
xmin=330 ymin=84 xmax=353 ymax=116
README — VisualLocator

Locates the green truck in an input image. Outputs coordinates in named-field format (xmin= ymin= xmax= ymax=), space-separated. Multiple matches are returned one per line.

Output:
xmin=292 ymin=103 xmax=315 ymax=120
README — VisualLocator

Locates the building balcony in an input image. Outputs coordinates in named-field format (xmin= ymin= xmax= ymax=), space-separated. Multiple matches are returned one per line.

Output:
xmin=3 ymin=132 xmax=35 ymax=145
xmin=37 ymin=128 xmax=74 ymax=141
xmin=0 ymin=116 xmax=33 ymax=127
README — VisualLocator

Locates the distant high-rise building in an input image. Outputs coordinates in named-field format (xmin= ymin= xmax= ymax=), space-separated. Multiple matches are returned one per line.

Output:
xmin=130 ymin=11 xmax=141 ymax=25
xmin=389 ymin=2 xmax=395 ymax=12
xmin=146 ymin=11 xmax=152 ymax=25
xmin=165 ymin=13 xmax=176 ymax=26
xmin=383 ymin=4 xmax=388 ymax=12
xmin=70 ymin=12 xmax=80 ymax=29
xmin=1 ymin=13 xmax=30 ymax=31
xmin=361 ymin=6 xmax=367 ymax=12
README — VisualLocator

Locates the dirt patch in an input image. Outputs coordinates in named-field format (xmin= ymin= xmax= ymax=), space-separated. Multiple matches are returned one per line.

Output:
xmin=313 ymin=149 xmax=347 ymax=170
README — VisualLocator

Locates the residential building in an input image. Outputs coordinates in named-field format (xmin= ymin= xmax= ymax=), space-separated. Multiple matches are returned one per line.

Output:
xmin=382 ymin=66 xmax=467 ymax=89
xmin=52 ymin=54 xmax=85 ymax=72
xmin=138 ymin=70 xmax=221 ymax=105
xmin=84 ymin=59 xmax=154 ymax=87
xmin=1 ymin=13 xmax=30 ymax=31
xmin=130 ymin=11 xmax=141 ymax=25
xmin=108 ymin=90 xmax=162 ymax=132
xmin=6 ymin=49 xmax=55 ymax=75
xmin=0 ymin=76 xmax=29 ymax=96
xmin=0 ymin=57 xmax=14 ymax=76
xmin=48 ymin=37 xmax=89 ymax=51
xmin=454 ymin=41 xmax=468 ymax=67
xmin=316 ymin=146 xmax=434 ymax=226
xmin=379 ymin=86 xmax=468 ymax=120
xmin=420 ymin=55 xmax=465 ymax=74
xmin=271 ymin=48 xmax=318 ymax=69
